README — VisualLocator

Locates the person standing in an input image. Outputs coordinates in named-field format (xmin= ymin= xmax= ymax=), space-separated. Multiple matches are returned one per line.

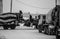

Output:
xmin=19 ymin=10 xmax=23 ymax=23
xmin=28 ymin=12 xmax=33 ymax=27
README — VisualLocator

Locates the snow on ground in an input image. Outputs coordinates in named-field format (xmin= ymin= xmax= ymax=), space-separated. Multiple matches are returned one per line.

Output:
xmin=0 ymin=30 xmax=56 ymax=39
xmin=0 ymin=23 xmax=56 ymax=39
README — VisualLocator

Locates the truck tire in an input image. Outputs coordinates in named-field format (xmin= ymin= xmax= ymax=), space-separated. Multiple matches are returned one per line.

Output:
xmin=38 ymin=27 xmax=42 ymax=33
xmin=10 ymin=26 xmax=16 ymax=29
xmin=44 ymin=27 xmax=51 ymax=35
xmin=46 ymin=28 xmax=51 ymax=35
xmin=56 ymin=30 xmax=60 ymax=39
xmin=44 ymin=27 xmax=47 ymax=34
xmin=3 ymin=26 xmax=8 ymax=30
xmin=38 ymin=26 xmax=42 ymax=33
xmin=39 ymin=30 xmax=42 ymax=33
xmin=35 ymin=25 xmax=38 ymax=29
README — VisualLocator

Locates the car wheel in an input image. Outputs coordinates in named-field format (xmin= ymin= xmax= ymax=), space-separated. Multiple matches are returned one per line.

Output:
xmin=56 ymin=35 xmax=60 ymax=39
xmin=47 ymin=28 xmax=51 ymax=35
xmin=39 ymin=30 xmax=42 ymax=33
xmin=10 ymin=25 xmax=16 ymax=29
xmin=44 ymin=27 xmax=47 ymax=34
xmin=3 ymin=26 xmax=8 ymax=30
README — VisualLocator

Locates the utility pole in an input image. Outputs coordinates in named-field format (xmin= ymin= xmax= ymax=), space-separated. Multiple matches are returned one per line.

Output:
xmin=55 ymin=0 xmax=57 ymax=6
xmin=10 ymin=0 xmax=13 ymax=13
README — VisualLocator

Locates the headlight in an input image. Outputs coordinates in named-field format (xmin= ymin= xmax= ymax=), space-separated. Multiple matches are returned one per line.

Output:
xmin=49 ymin=25 xmax=55 ymax=28
xmin=11 ymin=22 xmax=14 ymax=24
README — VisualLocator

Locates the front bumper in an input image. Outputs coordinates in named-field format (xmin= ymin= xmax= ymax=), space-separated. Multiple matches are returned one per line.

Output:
xmin=0 ymin=21 xmax=19 ymax=26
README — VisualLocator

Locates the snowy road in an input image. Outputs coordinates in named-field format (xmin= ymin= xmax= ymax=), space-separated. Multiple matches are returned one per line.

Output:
xmin=0 ymin=30 xmax=56 ymax=39
xmin=0 ymin=24 xmax=56 ymax=39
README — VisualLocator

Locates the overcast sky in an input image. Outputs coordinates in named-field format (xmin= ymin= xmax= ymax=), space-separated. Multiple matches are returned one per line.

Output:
xmin=3 ymin=0 xmax=56 ymax=14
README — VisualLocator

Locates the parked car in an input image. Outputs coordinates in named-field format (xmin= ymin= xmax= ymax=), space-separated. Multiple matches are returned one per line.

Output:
xmin=38 ymin=16 xmax=55 ymax=35
xmin=38 ymin=15 xmax=47 ymax=33
xmin=38 ymin=22 xmax=56 ymax=35
xmin=38 ymin=23 xmax=49 ymax=33
xmin=44 ymin=23 xmax=56 ymax=35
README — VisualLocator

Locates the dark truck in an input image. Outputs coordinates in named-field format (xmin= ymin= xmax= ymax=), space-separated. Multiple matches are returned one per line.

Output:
xmin=45 ymin=5 xmax=60 ymax=39
xmin=51 ymin=5 xmax=60 ymax=39
xmin=0 ymin=13 xmax=19 ymax=29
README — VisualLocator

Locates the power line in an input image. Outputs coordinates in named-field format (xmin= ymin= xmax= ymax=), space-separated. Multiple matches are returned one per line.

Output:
xmin=15 ymin=0 xmax=51 ymax=9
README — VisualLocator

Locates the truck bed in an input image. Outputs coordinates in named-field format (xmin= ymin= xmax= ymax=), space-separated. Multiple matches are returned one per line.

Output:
xmin=0 ymin=13 xmax=17 ymax=25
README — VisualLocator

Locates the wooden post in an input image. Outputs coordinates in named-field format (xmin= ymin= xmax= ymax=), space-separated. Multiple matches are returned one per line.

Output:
xmin=55 ymin=0 xmax=57 ymax=6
